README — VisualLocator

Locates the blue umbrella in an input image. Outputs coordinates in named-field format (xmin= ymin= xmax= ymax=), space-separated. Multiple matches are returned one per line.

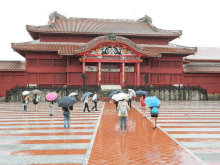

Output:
xmin=57 ymin=96 xmax=77 ymax=108
xmin=116 ymin=90 xmax=125 ymax=93
xmin=144 ymin=96 xmax=161 ymax=107
xmin=136 ymin=90 xmax=148 ymax=95
xmin=82 ymin=92 xmax=93 ymax=99
xmin=109 ymin=90 xmax=125 ymax=98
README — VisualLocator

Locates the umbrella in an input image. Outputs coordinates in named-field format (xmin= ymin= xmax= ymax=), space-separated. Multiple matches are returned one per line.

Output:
xmin=57 ymin=96 xmax=77 ymax=108
xmin=128 ymin=89 xmax=136 ymax=97
xmin=109 ymin=90 xmax=124 ymax=98
xmin=32 ymin=89 xmax=41 ymax=94
xmin=144 ymin=96 xmax=161 ymax=107
xmin=46 ymin=92 xmax=58 ymax=102
xmin=116 ymin=90 xmax=125 ymax=93
xmin=112 ymin=93 xmax=128 ymax=101
xmin=82 ymin=92 xmax=93 ymax=99
xmin=136 ymin=90 xmax=148 ymax=96
xmin=69 ymin=92 xmax=78 ymax=97
xmin=22 ymin=91 xmax=30 ymax=96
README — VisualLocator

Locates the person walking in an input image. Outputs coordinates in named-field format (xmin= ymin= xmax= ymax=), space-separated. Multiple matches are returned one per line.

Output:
xmin=33 ymin=94 xmax=40 ymax=111
xmin=127 ymin=91 xmax=133 ymax=109
xmin=118 ymin=99 xmax=130 ymax=133
xmin=62 ymin=107 xmax=71 ymax=132
xmin=115 ymin=99 xmax=119 ymax=111
xmin=91 ymin=92 xmax=98 ymax=111
xmin=23 ymin=95 xmax=29 ymax=111
xmin=83 ymin=96 xmax=91 ymax=113
xmin=150 ymin=105 xmax=159 ymax=130
xmin=140 ymin=95 xmax=146 ymax=118
xmin=49 ymin=101 xmax=55 ymax=116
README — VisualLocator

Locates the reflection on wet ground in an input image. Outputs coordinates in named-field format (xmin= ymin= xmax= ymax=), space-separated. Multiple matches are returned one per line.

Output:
xmin=0 ymin=101 xmax=219 ymax=164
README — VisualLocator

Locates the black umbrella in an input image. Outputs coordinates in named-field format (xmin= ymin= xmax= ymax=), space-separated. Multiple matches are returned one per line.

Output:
xmin=57 ymin=96 xmax=77 ymax=108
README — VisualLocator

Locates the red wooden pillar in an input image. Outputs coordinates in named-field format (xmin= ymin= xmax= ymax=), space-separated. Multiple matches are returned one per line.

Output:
xmin=137 ymin=62 xmax=140 ymax=86
xmin=122 ymin=62 xmax=125 ymax=87
xmin=67 ymin=58 xmax=70 ymax=85
xmin=82 ymin=58 xmax=85 ymax=74
xmin=134 ymin=63 xmax=137 ymax=86
xmin=97 ymin=62 xmax=101 ymax=86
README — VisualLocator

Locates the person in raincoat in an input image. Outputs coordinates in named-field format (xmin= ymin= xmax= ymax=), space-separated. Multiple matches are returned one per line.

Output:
xmin=23 ymin=95 xmax=29 ymax=111
xmin=118 ymin=99 xmax=130 ymax=133
xmin=140 ymin=95 xmax=146 ymax=118
xmin=91 ymin=92 xmax=98 ymax=111
xmin=49 ymin=101 xmax=55 ymax=116
xmin=83 ymin=96 xmax=91 ymax=113
xmin=33 ymin=94 xmax=40 ymax=111
xmin=62 ymin=107 xmax=71 ymax=132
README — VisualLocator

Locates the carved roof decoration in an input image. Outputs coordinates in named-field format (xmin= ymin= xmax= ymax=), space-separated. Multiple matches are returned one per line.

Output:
xmin=26 ymin=12 xmax=182 ymax=40
xmin=74 ymin=35 xmax=152 ymax=56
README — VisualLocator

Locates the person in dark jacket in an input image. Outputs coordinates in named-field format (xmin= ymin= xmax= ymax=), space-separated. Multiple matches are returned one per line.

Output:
xmin=62 ymin=107 xmax=71 ymax=132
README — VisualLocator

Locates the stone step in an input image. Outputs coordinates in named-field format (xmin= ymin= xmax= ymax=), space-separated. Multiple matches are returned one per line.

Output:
xmin=101 ymin=85 xmax=121 ymax=90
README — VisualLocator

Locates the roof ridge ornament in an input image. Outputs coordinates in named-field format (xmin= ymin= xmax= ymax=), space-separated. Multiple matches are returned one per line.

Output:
xmin=107 ymin=32 xmax=116 ymax=41
xmin=138 ymin=15 xmax=153 ymax=24
xmin=49 ymin=11 xmax=67 ymax=27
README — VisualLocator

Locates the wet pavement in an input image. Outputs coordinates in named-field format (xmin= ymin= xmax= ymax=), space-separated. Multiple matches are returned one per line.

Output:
xmin=133 ymin=101 xmax=220 ymax=165
xmin=0 ymin=101 xmax=105 ymax=165
xmin=0 ymin=101 xmax=219 ymax=164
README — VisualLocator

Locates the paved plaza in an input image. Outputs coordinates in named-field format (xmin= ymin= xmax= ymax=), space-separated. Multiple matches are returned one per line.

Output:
xmin=0 ymin=101 xmax=219 ymax=164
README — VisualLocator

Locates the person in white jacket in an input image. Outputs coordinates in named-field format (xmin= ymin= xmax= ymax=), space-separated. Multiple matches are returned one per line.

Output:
xmin=118 ymin=99 xmax=130 ymax=133
xmin=91 ymin=92 xmax=98 ymax=111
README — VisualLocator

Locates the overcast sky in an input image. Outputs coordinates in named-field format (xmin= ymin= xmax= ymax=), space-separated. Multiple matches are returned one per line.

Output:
xmin=0 ymin=0 xmax=219 ymax=61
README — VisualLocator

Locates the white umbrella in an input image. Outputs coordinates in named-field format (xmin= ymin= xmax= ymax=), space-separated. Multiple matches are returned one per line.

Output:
xmin=69 ymin=92 xmax=78 ymax=97
xmin=112 ymin=93 xmax=128 ymax=101
xmin=32 ymin=89 xmax=41 ymax=94
xmin=128 ymin=89 xmax=136 ymax=97
xmin=22 ymin=91 xmax=30 ymax=96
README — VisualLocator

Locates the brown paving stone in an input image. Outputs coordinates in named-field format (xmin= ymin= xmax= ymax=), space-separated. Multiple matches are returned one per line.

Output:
xmin=88 ymin=102 xmax=202 ymax=165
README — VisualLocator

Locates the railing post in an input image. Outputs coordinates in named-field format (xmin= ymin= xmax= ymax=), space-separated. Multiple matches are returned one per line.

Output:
xmin=169 ymin=84 xmax=171 ymax=101
xmin=158 ymin=85 xmax=161 ymax=100
xmin=188 ymin=84 xmax=190 ymax=101
xmin=183 ymin=86 xmax=186 ymax=100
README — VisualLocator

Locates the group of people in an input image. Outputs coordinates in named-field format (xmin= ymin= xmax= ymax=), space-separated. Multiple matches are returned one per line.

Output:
xmin=22 ymin=90 xmax=159 ymax=132
xmin=116 ymin=93 xmax=159 ymax=133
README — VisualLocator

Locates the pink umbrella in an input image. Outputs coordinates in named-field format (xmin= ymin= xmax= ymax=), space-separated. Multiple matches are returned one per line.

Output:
xmin=46 ymin=92 xmax=58 ymax=102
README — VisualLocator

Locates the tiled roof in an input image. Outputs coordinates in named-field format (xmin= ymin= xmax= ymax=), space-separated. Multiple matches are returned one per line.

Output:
xmin=11 ymin=40 xmax=83 ymax=56
xmin=26 ymin=17 xmax=182 ymax=40
xmin=12 ymin=39 xmax=196 ymax=57
xmin=0 ymin=61 xmax=25 ymax=72
xmin=185 ymin=47 xmax=220 ymax=60
xmin=183 ymin=65 xmax=220 ymax=73
xmin=139 ymin=43 xmax=197 ymax=55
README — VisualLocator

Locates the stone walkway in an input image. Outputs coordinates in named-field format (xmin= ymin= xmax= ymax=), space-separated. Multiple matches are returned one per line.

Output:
xmin=0 ymin=101 xmax=219 ymax=164
xmin=88 ymin=102 xmax=203 ymax=165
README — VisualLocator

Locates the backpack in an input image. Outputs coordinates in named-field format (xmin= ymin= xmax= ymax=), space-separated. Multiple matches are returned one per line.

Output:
xmin=120 ymin=105 xmax=127 ymax=114
xmin=22 ymin=99 xmax=25 ymax=104
xmin=151 ymin=107 xmax=159 ymax=115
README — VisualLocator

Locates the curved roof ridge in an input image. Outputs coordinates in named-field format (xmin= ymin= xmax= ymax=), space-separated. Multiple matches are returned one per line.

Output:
xmin=74 ymin=35 xmax=150 ymax=56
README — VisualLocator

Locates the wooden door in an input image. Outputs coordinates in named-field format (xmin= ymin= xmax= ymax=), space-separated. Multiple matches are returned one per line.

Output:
xmin=115 ymin=72 xmax=120 ymax=84
xmin=101 ymin=72 xmax=105 ymax=84
xmin=110 ymin=72 xmax=115 ymax=84
xmin=104 ymin=72 xmax=110 ymax=84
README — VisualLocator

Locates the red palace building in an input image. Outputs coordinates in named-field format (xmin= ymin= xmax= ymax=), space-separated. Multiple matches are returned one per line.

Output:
xmin=0 ymin=12 xmax=220 ymax=97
